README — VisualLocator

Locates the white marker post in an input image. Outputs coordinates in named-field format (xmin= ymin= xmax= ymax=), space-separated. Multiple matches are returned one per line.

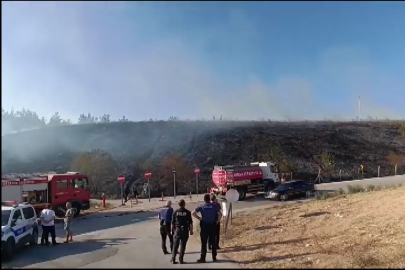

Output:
xmin=224 ymin=189 xmax=239 ymax=234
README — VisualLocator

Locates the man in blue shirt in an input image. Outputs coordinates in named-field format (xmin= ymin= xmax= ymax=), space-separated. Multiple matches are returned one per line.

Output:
xmin=158 ymin=200 xmax=174 ymax=254
xmin=192 ymin=194 xmax=221 ymax=263
xmin=209 ymin=194 xmax=222 ymax=250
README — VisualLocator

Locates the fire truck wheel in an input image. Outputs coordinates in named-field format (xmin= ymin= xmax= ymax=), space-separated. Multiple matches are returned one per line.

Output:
xmin=4 ymin=238 xmax=15 ymax=260
xmin=72 ymin=202 xmax=82 ymax=217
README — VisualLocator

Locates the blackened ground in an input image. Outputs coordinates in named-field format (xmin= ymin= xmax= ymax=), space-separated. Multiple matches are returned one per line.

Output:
xmin=2 ymin=120 xmax=405 ymax=196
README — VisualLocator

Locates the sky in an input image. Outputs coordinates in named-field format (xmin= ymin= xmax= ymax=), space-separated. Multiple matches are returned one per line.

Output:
xmin=2 ymin=1 xmax=405 ymax=122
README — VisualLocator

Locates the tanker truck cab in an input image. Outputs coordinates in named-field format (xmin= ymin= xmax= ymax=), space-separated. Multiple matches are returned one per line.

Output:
xmin=251 ymin=162 xmax=280 ymax=191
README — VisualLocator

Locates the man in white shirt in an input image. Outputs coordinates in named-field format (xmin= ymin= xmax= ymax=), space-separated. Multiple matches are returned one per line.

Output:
xmin=40 ymin=204 xmax=58 ymax=245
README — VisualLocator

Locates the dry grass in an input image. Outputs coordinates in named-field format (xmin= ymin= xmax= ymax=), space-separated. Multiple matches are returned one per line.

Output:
xmin=221 ymin=186 xmax=405 ymax=268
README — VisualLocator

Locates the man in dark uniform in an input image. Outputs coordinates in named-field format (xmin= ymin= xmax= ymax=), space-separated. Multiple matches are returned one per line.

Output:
xmin=158 ymin=200 xmax=174 ymax=254
xmin=171 ymin=199 xmax=193 ymax=264
xmin=209 ymin=194 xmax=222 ymax=250
xmin=192 ymin=194 xmax=221 ymax=263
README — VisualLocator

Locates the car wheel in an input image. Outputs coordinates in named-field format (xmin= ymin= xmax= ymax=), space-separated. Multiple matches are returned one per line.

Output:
xmin=4 ymin=238 xmax=15 ymax=261
xmin=280 ymin=194 xmax=288 ymax=201
xmin=29 ymin=229 xmax=38 ymax=246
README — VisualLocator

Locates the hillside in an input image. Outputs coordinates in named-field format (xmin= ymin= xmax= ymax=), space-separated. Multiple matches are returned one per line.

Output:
xmin=2 ymin=120 xmax=405 ymax=196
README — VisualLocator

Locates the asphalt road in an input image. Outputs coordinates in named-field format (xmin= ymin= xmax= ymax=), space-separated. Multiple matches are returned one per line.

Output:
xmin=4 ymin=175 xmax=403 ymax=268
xmin=315 ymin=174 xmax=405 ymax=191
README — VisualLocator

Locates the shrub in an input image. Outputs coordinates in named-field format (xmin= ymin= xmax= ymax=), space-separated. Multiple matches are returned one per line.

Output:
xmin=338 ymin=188 xmax=345 ymax=195
xmin=347 ymin=185 xmax=365 ymax=194
xmin=366 ymin=185 xmax=376 ymax=191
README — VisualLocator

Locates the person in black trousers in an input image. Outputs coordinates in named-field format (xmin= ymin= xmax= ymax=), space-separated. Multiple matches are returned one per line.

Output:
xmin=158 ymin=201 xmax=174 ymax=254
xmin=170 ymin=199 xmax=193 ymax=264
xmin=40 ymin=204 xmax=58 ymax=246
xmin=209 ymin=194 xmax=222 ymax=250
xmin=192 ymin=194 xmax=221 ymax=263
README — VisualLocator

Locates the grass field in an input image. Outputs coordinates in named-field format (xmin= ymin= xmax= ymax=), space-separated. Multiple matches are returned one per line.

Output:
xmin=221 ymin=186 xmax=405 ymax=268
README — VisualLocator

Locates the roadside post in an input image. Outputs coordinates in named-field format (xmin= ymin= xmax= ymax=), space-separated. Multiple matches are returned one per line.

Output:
xmin=145 ymin=172 xmax=152 ymax=202
xmin=224 ymin=189 xmax=239 ymax=234
xmin=395 ymin=164 xmax=397 ymax=175
xmin=378 ymin=166 xmax=380 ymax=177
xmin=101 ymin=193 xmax=106 ymax=208
xmin=194 ymin=167 xmax=200 ymax=197
xmin=172 ymin=168 xmax=176 ymax=199
xmin=117 ymin=175 xmax=125 ymax=206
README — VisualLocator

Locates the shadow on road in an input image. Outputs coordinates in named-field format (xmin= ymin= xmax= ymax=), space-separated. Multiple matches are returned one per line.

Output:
xmin=49 ymin=210 xmax=159 ymax=239
xmin=5 ymin=237 xmax=137 ymax=268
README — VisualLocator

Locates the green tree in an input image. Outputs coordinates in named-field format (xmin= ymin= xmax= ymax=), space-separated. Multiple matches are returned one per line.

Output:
xmin=119 ymin=115 xmax=130 ymax=122
xmin=99 ymin=114 xmax=110 ymax=123
xmin=78 ymin=113 xmax=98 ymax=124
xmin=48 ymin=112 xmax=63 ymax=126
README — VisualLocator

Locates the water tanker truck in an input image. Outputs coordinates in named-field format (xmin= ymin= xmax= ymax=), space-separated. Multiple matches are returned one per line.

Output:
xmin=210 ymin=161 xmax=280 ymax=201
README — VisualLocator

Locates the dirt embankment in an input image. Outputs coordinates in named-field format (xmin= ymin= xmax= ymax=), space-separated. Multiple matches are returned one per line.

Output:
xmin=221 ymin=186 xmax=405 ymax=268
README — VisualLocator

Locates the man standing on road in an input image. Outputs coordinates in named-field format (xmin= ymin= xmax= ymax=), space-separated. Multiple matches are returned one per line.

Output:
xmin=209 ymin=194 xmax=222 ymax=250
xmin=171 ymin=199 xmax=193 ymax=264
xmin=192 ymin=194 xmax=221 ymax=263
xmin=40 ymin=204 xmax=58 ymax=246
xmin=158 ymin=200 xmax=174 ymax=254
xmin=63 ymin=202 xmax=74 ymax=243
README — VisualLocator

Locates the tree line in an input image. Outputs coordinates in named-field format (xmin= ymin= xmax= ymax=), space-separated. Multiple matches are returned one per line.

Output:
xmin=2 ymin=107 xmax=236 ymax=135
xmin=1 ymin=108 xmax=131 ymax=134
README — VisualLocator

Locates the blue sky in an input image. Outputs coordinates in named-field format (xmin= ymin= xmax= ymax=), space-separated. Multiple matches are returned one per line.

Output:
xmin=2 ymin=1 xmax=405 ymax=121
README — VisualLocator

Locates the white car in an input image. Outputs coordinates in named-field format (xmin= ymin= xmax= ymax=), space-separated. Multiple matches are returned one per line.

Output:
xmin=1 ymin=202 xmax=39 ymax=260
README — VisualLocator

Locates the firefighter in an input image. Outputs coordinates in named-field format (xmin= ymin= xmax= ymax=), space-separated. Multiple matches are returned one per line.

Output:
xmin=171 ymin=199 xmax=193 ymax=264
xmin=192 ymin=194 xmax=221 ymax=263
xmin=158 ymin=200 xmax=174 ymax=254
xmin=209 ymin=194 xmax=222 ymax=250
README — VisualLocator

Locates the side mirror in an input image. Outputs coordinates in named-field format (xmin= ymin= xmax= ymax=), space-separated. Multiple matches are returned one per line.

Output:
xmin=10 ymin=219 xmax=17 ymax=227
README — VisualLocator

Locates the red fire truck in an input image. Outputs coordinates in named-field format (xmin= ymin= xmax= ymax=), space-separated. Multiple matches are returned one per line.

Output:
xmin=1 ymin=172 xmax=91 ymax=217
xmin=210 ymin=162 xmax=280 ymax=201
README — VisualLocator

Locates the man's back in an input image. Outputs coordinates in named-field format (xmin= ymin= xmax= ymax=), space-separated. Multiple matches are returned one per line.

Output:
xmin=159 ymin=207 xmax=174 ymax=225
xmin=195 ymin=202 xmax=217 ymax=224
xmin=172 ymin=207 xmax=192 ymax=229
xmin=41 ymin=209 xmax=55 ymax=226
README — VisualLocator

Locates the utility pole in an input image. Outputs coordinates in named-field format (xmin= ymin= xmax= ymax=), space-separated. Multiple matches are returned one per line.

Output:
xmin=358 ymin=96 xmax=361 ymax=121
xmin=173 ymin=168 xmax=176 ymax=199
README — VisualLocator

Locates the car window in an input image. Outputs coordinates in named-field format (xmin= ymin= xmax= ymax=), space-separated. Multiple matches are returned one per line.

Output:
xmin=291 ymin=181 xmax=303 ymax=188
xmin=275 ymin=183 xmax=290 ymax=191
xmin=12 ymin=209 xmax=22 ymax=220
xmin=1 ymin=210 xmax=11 ymax=226
xmin=22 ymin=207 xmax=36 ymax=219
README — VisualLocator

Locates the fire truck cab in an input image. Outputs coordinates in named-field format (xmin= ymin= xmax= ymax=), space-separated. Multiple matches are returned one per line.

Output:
xmin=1 ymin=172 xmax=91 ymax=217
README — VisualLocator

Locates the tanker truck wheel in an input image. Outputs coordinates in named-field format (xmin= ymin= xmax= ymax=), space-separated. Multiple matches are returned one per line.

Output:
xmin=237 ymin=188 xmax=246 ymax=201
